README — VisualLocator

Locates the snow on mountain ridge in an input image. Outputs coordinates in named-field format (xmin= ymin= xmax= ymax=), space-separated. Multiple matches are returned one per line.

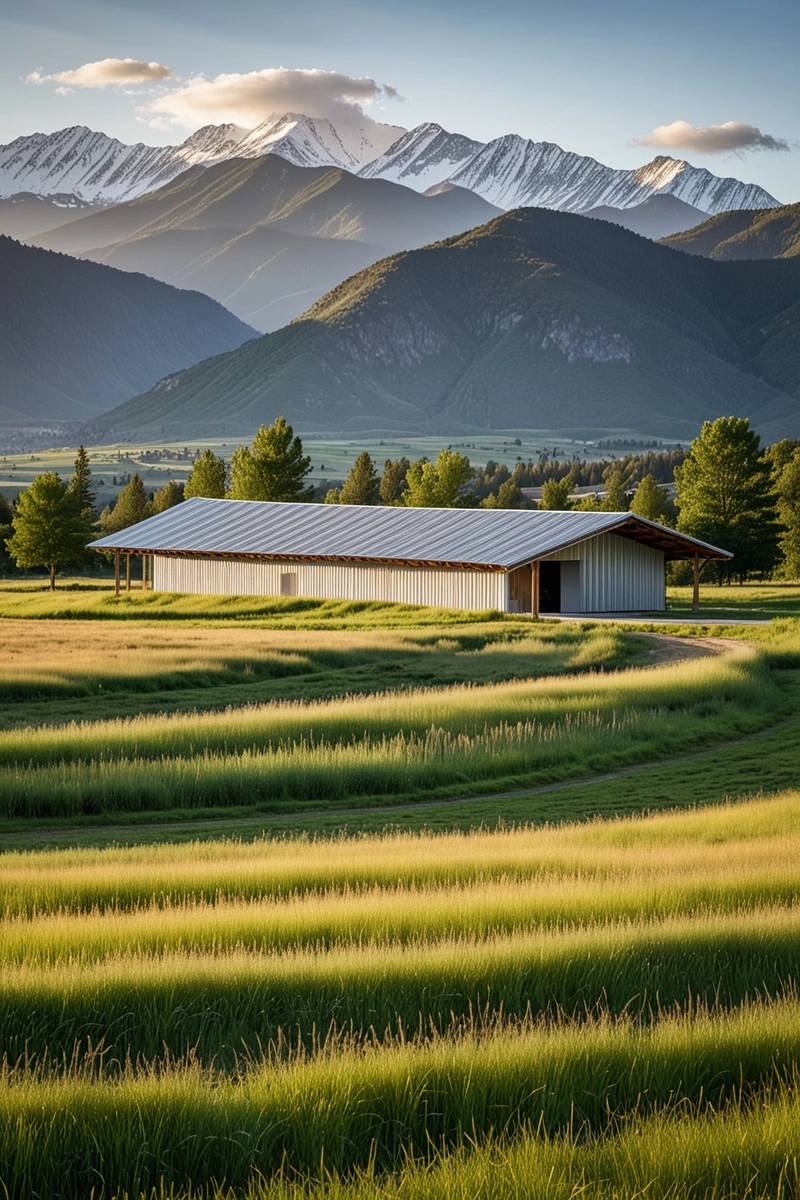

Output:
xmin=0 ymin=118 xmax=781 ymax=215
xmin=358 ymin=122 xmax=483 ymax=190
xmin=446 ymin=135 xmax=779 ymax=214
xmin=0 ymin=114 xmax=406 ymax=205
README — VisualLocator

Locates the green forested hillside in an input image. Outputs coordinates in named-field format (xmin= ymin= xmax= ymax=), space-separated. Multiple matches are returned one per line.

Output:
xmin=92 ymin=208 xmax=800 ymax=442
xmin=662 ymin=203 xmax=800 ymax=261
xmin=0 ymin=236 xmax=256 ymax=424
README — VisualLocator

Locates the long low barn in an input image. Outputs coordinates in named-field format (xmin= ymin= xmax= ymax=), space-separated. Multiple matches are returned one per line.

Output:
xmin=89 ymin=498 xmax=731 ymax=614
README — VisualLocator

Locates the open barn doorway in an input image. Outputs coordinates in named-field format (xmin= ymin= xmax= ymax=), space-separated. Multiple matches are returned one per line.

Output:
xmin=538 ymin=562 xmax=581 ymax=613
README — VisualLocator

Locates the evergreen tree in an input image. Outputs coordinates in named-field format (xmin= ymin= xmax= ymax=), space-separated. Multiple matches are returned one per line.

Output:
xmin=339 ymin=452 xmax=380 ymax=505
xmin=0 ymin=489 xmax=12 ymax=526
xmin=7 ymin=472 xmax=93 ymax=590
xmin=185 ymin=450 xmax=227 ymax=499
xmin=323 ymin=487 xmax=341 ymax=504
xmin=68 ymin=446 xmax=95 ymax=515
xmin=775 ymin=447 xmax=800 ymax=579
xmin=403 ymin=450 xmax=473 ymax=508
xmin=100 ymin=474 xmax=149 ymax=535
xmin=228 ymin=417 xmax=312 ymax=502
xmin=538 ymin=477 xmax=573 ymax=510
xmin=629 ymin=474 xmax=671 ymax=523
xmin=379 ymin=457 xmax=410 ymax=505
xmin=147 ymin=479 xmax=184 ymax=516
xmin=481 ymin=479 xmax=524 ymax=509
xmin=676 ymin=417 xmax=781 ymax=583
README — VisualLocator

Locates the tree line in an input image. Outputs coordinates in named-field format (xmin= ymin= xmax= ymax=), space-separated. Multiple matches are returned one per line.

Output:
xmin=1 ymin=415 xmax=798 ymax=587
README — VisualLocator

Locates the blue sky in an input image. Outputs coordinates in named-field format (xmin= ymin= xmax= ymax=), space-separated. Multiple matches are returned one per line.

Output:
xmin=3 ymin=0 xmax=798 ymax=200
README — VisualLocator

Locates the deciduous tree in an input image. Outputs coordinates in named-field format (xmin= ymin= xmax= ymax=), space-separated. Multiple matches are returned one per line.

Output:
xmin=185 ymin=450 xmax=228 ymax=499
xmin=538 ymin=477 xmax=573 ymax=510
xmin=774 ymin=446 xmax=800 ymax=579
xmin=482 ymin=479 xmax=524 ymax=509
xmin=403 ymin=450 xmax=473 ymax=508
xmin=228 ymin=418 xmax=312 ymax=502
xmin=629 ymin=474 xmax=672 ymax=523
xmin=147 ymin=480 xmax=184 ymax=516
xmin=7 ymin=472 xmax=93 ymax=589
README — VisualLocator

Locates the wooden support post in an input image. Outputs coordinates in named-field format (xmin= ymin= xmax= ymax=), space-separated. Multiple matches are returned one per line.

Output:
xmin=142 ymin=554 xmax=147 ymax=591
xmin=126 ymin=552 xmax=131 ymax=593
xmin=114 ymin=548 xmax=120 ymax=597
xmin=692 ymin=552 xmax=700 ymax=614
xmin=531 ymin=561 xmax=540 ymax=618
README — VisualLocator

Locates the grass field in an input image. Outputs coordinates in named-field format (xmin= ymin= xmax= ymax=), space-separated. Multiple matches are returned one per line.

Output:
xmin=2 ymin=588 xmax=800 ymax=1197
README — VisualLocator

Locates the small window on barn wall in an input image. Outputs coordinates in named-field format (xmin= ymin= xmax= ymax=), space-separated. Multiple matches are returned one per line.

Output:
xmin=280 ymin=572 xmax=297 ymax=597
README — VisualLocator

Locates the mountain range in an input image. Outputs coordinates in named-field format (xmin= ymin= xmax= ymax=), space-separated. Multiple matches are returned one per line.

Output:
xmin=29 ymin=157 xmax=501 ymax=332
xmin=89 ymin=208 xmax=800 ymax=443
xmin=0 ymin=236 xmax=255 ymax=425
xmin=661 ymin=202 xmax=800 ymax=260
xmin=0 ymin=116 xmax=780 ymax=215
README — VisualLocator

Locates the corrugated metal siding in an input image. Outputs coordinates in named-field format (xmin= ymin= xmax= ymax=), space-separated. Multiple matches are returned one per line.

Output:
xmin=580 ymin=533 xmax=665 ymax=612
xmin=153 ymin=556 xmax=507 ymax=612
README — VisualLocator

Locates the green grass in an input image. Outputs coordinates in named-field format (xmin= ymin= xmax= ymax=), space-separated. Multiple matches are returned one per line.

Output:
xmin=0 ymin=650 xmax=780 ymax=821
xmin=666 ymin=581 xmax=800 ymax=621
xmin=2 ymin=604 xmax=800 ymax=1196
xmin=3 ymin=1000 xmax=800 ymax=1196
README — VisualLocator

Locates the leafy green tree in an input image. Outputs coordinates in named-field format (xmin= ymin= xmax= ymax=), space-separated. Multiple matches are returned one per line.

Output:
xmin=146 ymin=479 xmax=184 ymax=516
xmin=185 ymin=450 xmax=228 ymax=499
xmin=774 ymin=446 xmax=800 ymax=579
xmin=7 ymin=472 xmax=93 ymax=590
xmin=676 ymin=417 xmax=781 ymax=583
xmin=323 ymin=487 xmax=341 ymax=504
xmin=0 ymin=489 xmax=13 ymax=577
xmin=100 ymin=474 xmax=149 ymax=535
xmin=538 ymin=476 xmax=573 ymax=510
xmin=629 ymin=474 xmax=671 ymax=523
xmin=339 ymin=452 xmax=380 ymax=505
xmin=68 ymin=446 xmax=95 ymax=515
xmin=600 ymin=463 xmax=630 ymax=511
xmin=379 ymin=457 xmax=410 ymax=505
xmin=482 ymin=479 xmax=524 ymax=509
xmin=228 ymin=417 xmax=312 ymax=502
xmin=403 ymin=450 xmax=473 ymax=508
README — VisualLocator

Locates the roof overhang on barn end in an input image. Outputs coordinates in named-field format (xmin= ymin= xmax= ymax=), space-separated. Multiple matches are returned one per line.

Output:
xmin=89 ymin=498 xmax=732 ymax=570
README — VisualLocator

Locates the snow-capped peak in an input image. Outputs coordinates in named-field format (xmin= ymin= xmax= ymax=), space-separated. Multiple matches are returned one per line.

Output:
xmin=358 ymin=122 xmax=484 ymax=190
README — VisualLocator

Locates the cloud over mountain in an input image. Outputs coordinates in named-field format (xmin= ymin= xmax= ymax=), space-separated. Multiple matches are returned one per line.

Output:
xmin=144 ymin=68 xmax=399 ymax=131
xmin=634 ymin=119 xmax=790 ymax=155
xmin=27 ymin=58 xmax=175 ymax=92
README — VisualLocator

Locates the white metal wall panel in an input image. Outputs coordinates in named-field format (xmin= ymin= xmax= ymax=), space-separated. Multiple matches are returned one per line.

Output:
xmin=579 ymin=533 xmax=665 ymax=612
xmin=153 ymin=555 xmax=507 ymax=612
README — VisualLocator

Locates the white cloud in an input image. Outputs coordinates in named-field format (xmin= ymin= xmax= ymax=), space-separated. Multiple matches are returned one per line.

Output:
xmin=27 ymin=58 xmax=175 ymax=90
xmin=634 ymin=119 xmax=789 ymax=155
xmin=144 ymin=67 xmax=398 ymax=130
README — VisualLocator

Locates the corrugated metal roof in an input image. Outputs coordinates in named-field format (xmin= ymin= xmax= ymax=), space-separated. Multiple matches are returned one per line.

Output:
xmin=90 ymin=499 xmax=731 ymax=568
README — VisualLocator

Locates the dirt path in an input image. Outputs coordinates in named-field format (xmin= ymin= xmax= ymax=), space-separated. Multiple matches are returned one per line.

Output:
xmin=0 ymin=632 xmax=765 ymax=847
xmin=635 ymin=633 xmax=745 ymax=665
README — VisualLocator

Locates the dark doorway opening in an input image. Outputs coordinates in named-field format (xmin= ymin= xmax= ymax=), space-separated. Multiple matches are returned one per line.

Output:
xmin=539 ymin=562 xmax=561 ymax=613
